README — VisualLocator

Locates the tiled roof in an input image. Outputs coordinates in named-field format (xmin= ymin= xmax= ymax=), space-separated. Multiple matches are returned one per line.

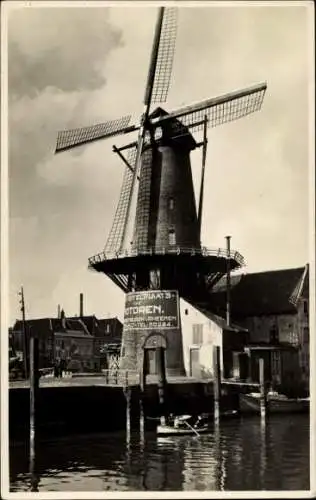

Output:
xmin=12 ymin=317 xmax=92 ymax=337
xmin=94 ymin=318 xmax=123 ymax=339
xmin=66 ymin=316 xmax=123 ymax=338
xmin=68 ymin=315 xmax=97 ymax=335
xmin=208 ymin=266 xmax=307 ymax=318
xmin=13 ymin=318 xmax=54 ymax=336
xmin=211 ymin=273 xmax=244 ymax=293
xmin=12 ymin=315 xmax=123 ymax=339
xmin=64 ymin=318 xmax=90 ymax=333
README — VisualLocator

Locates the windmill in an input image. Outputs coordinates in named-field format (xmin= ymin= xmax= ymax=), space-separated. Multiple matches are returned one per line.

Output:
xmin=55 ymin=7 xmax=267 ymax=375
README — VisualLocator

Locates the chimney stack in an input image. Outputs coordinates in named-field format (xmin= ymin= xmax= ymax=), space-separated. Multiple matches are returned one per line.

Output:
xmin=80 ymin=293 xmax=84 ymax=317
xmin=57 ymin=304 xmax=61 ymax=319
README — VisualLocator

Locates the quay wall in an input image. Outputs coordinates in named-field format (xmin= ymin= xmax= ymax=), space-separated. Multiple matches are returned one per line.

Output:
xmin=9 ymin=381 xmax=239 ymax=439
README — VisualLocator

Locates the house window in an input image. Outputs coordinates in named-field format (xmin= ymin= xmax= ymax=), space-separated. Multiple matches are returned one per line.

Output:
xmin=289 ymin=331 xmax=299 ymax=345
xmin=271 ymin=351 xmax=281 ymax=381
xmin=168 ymin=229 xmax=176 ymax=246
xmin=193 ymin=324 xmax=203 ymax=345
xmin=185 ymin=309 xmax=188 ymax=315
xmin=168 ymin=198 xmax=174 ymax=210
xmin=269 ymin=324 xmax=278 ymax=343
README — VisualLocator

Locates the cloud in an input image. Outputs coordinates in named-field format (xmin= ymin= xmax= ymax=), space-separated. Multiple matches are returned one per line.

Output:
xmin=7 ymin=5 xmax=311 ymax=323
xmin=8 ymin=8 xmax=123 ymax=98
xmin=8 ymin=7 xmax=127 ymax=320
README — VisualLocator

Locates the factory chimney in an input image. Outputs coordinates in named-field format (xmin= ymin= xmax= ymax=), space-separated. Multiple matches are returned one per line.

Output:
xmin=57 ymin=304 xmax=61 ymax=319
xmin=79 ymin=293 xmax=84 ymax=317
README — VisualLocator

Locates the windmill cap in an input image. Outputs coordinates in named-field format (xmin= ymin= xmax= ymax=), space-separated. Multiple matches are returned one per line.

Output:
xmin=149 ymin=107 xmax=196 ymax=149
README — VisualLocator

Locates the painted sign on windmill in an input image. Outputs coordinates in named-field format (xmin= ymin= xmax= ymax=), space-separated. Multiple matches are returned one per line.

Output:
xmin=124 ymin=290 xmax=180 ymax=331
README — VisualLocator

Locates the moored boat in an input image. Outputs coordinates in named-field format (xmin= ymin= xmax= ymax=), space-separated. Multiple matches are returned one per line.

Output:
xmin=156 ymin=410 xmax=239 ymax=437
xmin=240 ymin=391 xmax=309 ymax=414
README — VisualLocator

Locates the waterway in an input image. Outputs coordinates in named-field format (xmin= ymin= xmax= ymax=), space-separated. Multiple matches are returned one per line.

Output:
xmin=9 ymin=414 xmax=310 ymax=492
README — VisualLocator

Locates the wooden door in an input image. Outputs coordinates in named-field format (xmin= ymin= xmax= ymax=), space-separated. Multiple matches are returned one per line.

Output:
xmin=190 ymin=348 xmax=200 ymax=377
xmin=147 ymin=349 xmax=157 ymax=375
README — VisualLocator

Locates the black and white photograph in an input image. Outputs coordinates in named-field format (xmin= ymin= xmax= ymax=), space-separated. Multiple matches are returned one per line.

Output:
xmin=1 ymin=0 xmax=314 ymax=496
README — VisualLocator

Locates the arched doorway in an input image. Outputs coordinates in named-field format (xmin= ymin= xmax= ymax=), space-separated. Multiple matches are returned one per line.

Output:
xmin=142 ymin=332 xmax=168 ymax=376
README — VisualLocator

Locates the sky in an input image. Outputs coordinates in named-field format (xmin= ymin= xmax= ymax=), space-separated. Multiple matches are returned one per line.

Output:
xmin=4 ymin=1 xmax=313 ymax=324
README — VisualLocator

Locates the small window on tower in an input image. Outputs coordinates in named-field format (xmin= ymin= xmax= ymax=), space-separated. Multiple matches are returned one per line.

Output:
xmin=169 ymin=198 xmax=174 ymax=210
xmin=168 ymin=229 xmax=176 ymax=246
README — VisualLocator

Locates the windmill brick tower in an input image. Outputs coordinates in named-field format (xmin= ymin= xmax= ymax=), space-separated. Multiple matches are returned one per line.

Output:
xmin=55 ymin=7 xmax=267 ymax=377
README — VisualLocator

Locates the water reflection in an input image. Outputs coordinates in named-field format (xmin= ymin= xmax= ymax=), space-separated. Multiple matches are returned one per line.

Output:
xmin=9 ymin=415 xmax=310 ymax=492
xmin=259 ymin=420 xmax=268 ymax=489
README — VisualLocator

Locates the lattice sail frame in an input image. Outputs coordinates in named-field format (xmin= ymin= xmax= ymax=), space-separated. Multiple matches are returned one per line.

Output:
xmin=104 ymin=146 xmax=137 ymax=254
xmin=183 ymin=86 xmax=266 ymax=133
xmin=56 ymin=115 xmax=133 ymax=153
xmin=151 ymin=7 xmax=178 ymax=104
xmin=153 ymin=82 xmax=267 ymax=133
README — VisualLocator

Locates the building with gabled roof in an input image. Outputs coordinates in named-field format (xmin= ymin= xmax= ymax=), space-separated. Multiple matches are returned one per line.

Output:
xmin=10 ymin=301 xmax=123 ymax=373
xmin=208 ymin=266 xmax=306 ymax=318
xmin=181 ymin=264 xmax=309 ymax=391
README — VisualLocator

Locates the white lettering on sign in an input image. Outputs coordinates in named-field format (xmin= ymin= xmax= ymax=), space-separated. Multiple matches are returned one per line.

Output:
xmin=125 ymin=305 xmax=164 ymax=316
xmin=123 ymin=290 xmax=179 ymax=330
xmin=126 ymin=291 xmax=174 ymax=303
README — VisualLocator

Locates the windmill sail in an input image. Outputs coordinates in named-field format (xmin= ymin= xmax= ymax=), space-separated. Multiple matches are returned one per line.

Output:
xmin=150 ymin=7 xmax=178 ymax=104
xmin=151 ymin=82 xmax=267 ymax=133
xmin=120 ymin=7 xmax=177 ymax=253
xmin=104 ymin=145 xmax=137 ymax=254
xmin=55 ymin=115 xmax=135 ymax=153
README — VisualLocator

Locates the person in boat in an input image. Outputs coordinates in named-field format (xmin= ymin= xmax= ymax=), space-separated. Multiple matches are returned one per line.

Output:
xmin=168 ymin=414 xmax=189 ymax=429
xmin=194 ymin=414 xmax=209 ymax=429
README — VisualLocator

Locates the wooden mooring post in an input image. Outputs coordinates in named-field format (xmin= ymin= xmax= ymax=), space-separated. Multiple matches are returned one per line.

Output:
xmin=139 ymin=354 xmax=147 ymax=442
xmin=213 ymin=345 xmax=221 ymax=424
xmin=259 ymin=358 xmax=267 ymax=420
xmin=156 ymin=346 xmax=167 ymax=426
xmin=29 ymin=334 xmax=39 ymax=492
xmin=125 ymin=387 xmax=132 ymax=445
xmin=139 ymin=393 xmax=145 ymax=444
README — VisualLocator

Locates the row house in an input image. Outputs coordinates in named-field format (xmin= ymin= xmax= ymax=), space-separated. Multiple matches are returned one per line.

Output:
xmin=70 ymin=315 xmax=123 ymax=370
xmin=10 ymin=307 xmax=123 ymax=373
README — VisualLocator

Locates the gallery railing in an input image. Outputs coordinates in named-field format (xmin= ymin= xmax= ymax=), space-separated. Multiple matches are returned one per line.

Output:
xmin=88 ymin=246 xmax=245 ymax=268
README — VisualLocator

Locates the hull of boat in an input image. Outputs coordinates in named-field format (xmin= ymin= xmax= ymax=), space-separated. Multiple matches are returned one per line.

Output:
xmin=240 ymin=394 xmax=309 ymax=414
xmin=157 ymin=425 xmax=212 ymax=437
